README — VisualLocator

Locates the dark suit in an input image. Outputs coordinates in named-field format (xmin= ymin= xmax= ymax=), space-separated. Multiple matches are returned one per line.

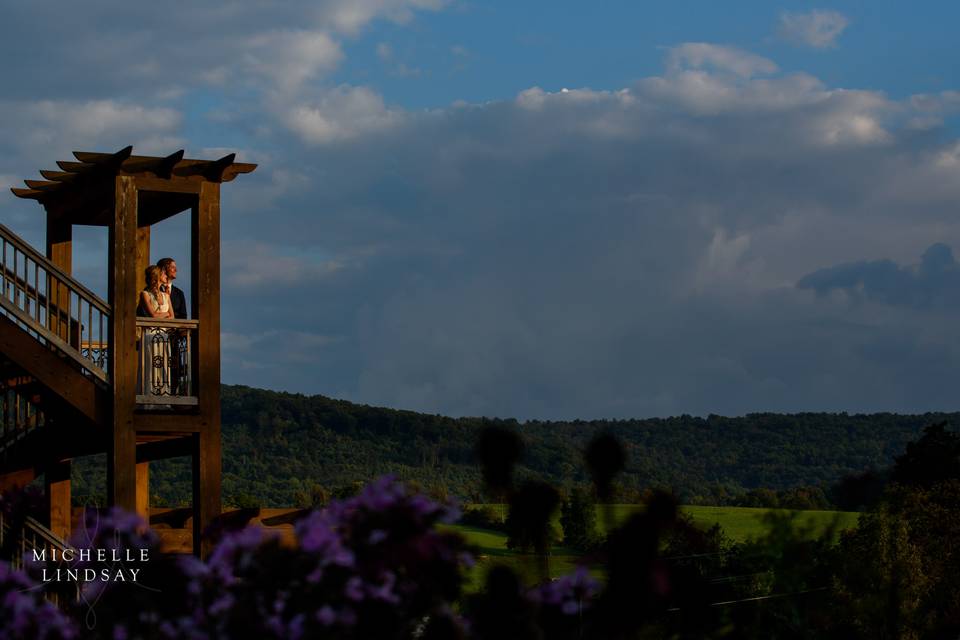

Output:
xmin=163 ymin=284 xmax=188 ymax=394
xmin=166 ymin=284 xmax=187 ymax=319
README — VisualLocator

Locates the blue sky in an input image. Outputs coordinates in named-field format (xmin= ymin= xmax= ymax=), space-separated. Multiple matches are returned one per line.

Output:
xmin=3 ymin=2 xmax=960 ymax=419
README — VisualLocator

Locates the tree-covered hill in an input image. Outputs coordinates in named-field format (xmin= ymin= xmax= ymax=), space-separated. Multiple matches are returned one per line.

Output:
xmin=72 ymin=385 xmax=956 ymax=507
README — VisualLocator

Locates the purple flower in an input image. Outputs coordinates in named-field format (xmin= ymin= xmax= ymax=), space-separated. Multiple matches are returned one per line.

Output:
xmin=317 ymin=605 xmax=336 ymax=626
xmin=0 ymin=562 xmax=77 ymax=639
xmin=530 ymin=565 xmax=600 ymax=613
xmin=344 ymin=576 xmax=365 ymax=601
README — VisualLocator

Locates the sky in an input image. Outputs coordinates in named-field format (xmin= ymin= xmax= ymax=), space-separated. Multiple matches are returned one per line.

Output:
xmin=3 ymin=1 xmax=960 ymax=420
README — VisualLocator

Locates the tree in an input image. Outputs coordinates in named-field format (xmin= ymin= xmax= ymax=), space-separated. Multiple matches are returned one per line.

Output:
xmin=891 ymin=422 xmax=960 ymax=488
xmin=560 ymin=486 xmax=599 ymax=551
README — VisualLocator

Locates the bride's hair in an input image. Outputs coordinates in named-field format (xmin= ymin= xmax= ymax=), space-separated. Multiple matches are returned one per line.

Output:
xmin=144 ymin=265 xmax=162 ymax=290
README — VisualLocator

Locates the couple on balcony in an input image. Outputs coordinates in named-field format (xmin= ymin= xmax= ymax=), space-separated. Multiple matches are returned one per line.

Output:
xmin=138 ymin=258 xmax=187 ymax=400
xmin=139 ymin=258 xmax=186 ymax=320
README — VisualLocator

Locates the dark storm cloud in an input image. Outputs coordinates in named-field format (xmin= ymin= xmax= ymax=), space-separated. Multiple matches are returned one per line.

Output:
xmin=798 ymin=244 xmax=960 ymax=310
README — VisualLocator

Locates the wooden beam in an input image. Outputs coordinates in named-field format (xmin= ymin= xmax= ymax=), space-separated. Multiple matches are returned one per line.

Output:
xmin=10 ymin=188 xmax=44 ymax=200
xmin=23 ymin=180 xmax=62 ymax=192
xmin=0 ymin=314 xmax=105 ymax=424
xmin=192 ymin=430 xmax=222 ymax=558
xmin=203 ymin=153 xmax=235 ymax=182
xmin=133 ymin=176 xmax=202 ymax=194
xmin=124 ymin=149 xmax=185 ymax=179
xmin=135 ymin=226 xmax=150 ymax=299
xmin=192 ymin=181 xmax=221 ymax=559
xmin=136 ymin=462 xmax=149 ymax=521
xmin=133 ymin=412 xmax=203 ymax=432
xmin=136 ymin=436 xmax=193 ymax=462
xmin=55 ymin=161 xmax=93 ymax=173
xmin=0 ymin=468 xmax=35 ymax=492
xmin=46 ymin=218 xmax=72 ymax=342
xmin=39 ymin=170 xmax=77 ymax=183
xmin=45 ymin=461 xmax=71 ymax=539
xmin=107 ymin=175 xmax=138 ymax=512
xmin=151 ymin=507 xmax=192 ymax=529
xmin=74 ymin=145 xmax=133 ymax=166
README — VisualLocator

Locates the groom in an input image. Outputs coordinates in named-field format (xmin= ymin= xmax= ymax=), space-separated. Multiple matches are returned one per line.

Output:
xmin=157 ymin=257 xmax=187 ymax=319
xmin=158 ymin=257 xmax=188 ymax=395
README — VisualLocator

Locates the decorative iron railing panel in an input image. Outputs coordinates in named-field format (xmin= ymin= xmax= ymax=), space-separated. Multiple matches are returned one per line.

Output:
xmin=0 ymin=224 xmax=111 ymax=383
xmin=136 ymin=318 xmax=198 ymax=406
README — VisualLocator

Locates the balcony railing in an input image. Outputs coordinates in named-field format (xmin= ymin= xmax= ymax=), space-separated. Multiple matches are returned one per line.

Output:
xmin=136 ymin=318 xmax=198 ymax=406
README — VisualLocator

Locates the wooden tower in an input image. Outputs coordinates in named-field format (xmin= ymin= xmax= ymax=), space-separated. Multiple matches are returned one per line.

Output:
xmin=0 ymin=146 xmax=255 ymax=557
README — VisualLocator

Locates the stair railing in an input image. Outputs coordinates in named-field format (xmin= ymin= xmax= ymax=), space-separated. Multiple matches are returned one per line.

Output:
xmin=0 ymin=511 xmax=79 ymax=606
xmin=0 ymin=224 xmax=110 ymax=382
xmin=0 ymin=371 xmax=47 ymax=446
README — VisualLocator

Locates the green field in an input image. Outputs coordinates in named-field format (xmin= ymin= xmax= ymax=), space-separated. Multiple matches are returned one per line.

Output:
xmin=680 ymin=505 xmax=859 ymax=542
xmin=448 ymin=505 xmax=860 ymax=586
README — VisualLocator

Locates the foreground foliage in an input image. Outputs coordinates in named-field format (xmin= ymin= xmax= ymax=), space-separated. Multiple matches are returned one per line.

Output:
xmin=2 ymin=423 xmax=957 ymax=638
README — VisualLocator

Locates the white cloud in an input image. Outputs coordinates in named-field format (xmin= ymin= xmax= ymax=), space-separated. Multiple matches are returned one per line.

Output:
xmin=245 ymin=30 xmax=344 ymax=95
xmin=778 ymin=10 xmax=850 ymax=49
xmin=0 ymin=99 xmax=182 ymax=171
xmin=318 ymin=0 xmax=447 ymax=36
xmin=223 ymin=241 xmax=345 ymax=288
xmin=666 ymin=43 xmax=778 ymax=77
xmin=284 ymin=85 xmax=402 ymax=144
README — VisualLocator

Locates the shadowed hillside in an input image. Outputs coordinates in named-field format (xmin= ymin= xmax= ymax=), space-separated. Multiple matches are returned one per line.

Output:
xmin=71 ymin=385 xmax=955 ymax=507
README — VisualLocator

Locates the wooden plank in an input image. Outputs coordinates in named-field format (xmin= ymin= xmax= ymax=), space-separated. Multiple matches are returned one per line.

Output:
xmin=136 ymin=436 xmax=193 ymax=462
xmin=46 ymin=219 xmax=72 ymax=342
xmin=23 ymin=180 xmax=61 ymax=192
xmin=10 ymin=188 xmax=44 ymax=199
xmin=39 ymin=170 xmax=77 ymax=183
xmin=151 ymin=507 xmax=193 ymax=528
xmin=136 ymin=462 xmax=149 ymax=520
xmin=157 ymin=528 xmax=193 ymax=554
xmin=135 ymin=225 xmax=150 ymax=303
xmin=193 ymin=419 xmax=221 ymax=558
xmin=0 ymin=468 xmax=36 ymax=492
xmin=0 ymin=314 xmax=105 ymax=423
xmin=192 ymin=181 xmax=222 ymax=559
xmin=124 ymin=150 xmax=184 ymax=179
xmin=55 ymin=161 xmax=93 ymax=173
xmin=45 ymin=461 xmax=71 ymax=539
xmin=135 ymin=395 xmax=198 ymax=406
xmin=134 ymin=176 xmax=202 ymax=194
xmin=74 ymin=145 xmax=133 ymax=165
xmin=108 ymin=175 xmax=138 ymax=512
xmin=132 ymin=412 xmax=203 ymax=432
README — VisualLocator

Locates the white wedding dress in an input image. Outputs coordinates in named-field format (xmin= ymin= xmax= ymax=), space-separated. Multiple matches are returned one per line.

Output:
xmin=141 ymin=290 xmax=172 ymax=397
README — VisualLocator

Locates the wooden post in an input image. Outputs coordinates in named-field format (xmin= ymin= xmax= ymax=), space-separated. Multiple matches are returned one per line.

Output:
xmin=135 ymin=226 xmax=151 ymax=299
xmin=107 ymin=176 xmax=138 ymax=512
xmin=45 ymin=461 xmax=71 ymax=539
xmin=136 ymin=461 xmax=149 ymax=521
xmin=45 ymin=219 xmax=72 ymax=342
xmin=191 ymin=181 xmax=221 ymax=558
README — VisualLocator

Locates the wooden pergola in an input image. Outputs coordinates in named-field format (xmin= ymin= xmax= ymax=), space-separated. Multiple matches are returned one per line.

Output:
xmin=2 ymin=146 xmax=255 ymax=556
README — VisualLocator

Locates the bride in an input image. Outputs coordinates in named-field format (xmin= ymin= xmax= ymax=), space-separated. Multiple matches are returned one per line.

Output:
xmin=138 ymin=265 xmax=174 ymax=397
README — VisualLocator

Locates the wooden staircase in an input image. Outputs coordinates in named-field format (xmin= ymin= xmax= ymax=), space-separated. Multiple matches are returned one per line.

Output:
xmin=0 ymin=223 xmax=109 ymax=470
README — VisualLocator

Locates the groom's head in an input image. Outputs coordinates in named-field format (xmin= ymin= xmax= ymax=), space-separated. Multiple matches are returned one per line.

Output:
xmin=157 ymin=257 xmax=177 ymax=282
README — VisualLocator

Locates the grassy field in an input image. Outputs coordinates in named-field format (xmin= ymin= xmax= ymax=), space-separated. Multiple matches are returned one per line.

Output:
xmin=448 ymin=505 xmax=860 ymax=586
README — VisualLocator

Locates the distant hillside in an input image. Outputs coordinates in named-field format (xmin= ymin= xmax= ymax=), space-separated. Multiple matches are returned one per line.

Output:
xmin=72 ymin=385 xmax=956 ymax=507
